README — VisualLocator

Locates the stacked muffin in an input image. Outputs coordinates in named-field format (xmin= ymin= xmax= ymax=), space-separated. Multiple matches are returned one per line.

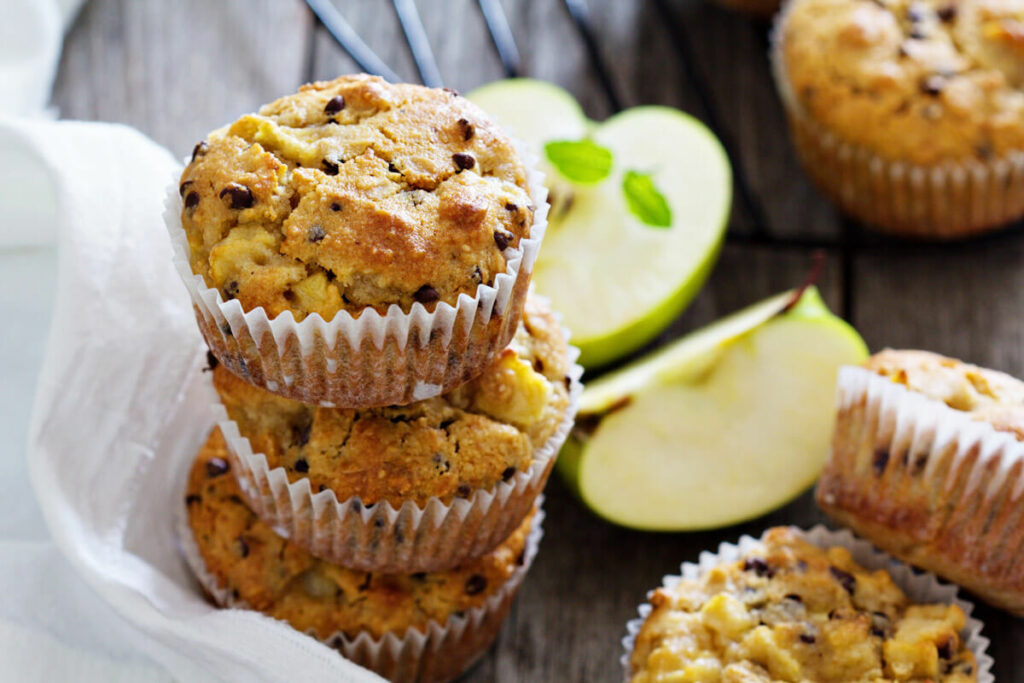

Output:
xmin=167 ymin=74 xmax=581 ymax=682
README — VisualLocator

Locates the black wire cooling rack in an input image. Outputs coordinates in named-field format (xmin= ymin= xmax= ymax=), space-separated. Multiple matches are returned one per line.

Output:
xmin=299 ymin=0 xmax=1024 ymax=323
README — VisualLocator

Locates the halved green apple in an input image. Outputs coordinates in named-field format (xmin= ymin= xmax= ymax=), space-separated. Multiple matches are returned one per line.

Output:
xmin=560 ymin=287 xmax=868 ymax=531
xmin=469 ymin=80 xmax=732 ymax=368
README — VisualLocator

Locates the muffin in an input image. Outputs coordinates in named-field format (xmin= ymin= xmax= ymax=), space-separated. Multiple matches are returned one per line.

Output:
xmin=627 ymin=527 xmax=981 ymax=682
xmin=212 ymin=295 xmax=581 ymax=572
xmin=818 ymin=350 xmax=1024 ymax=615
xmin=181 ymin=429 xmax=543 ymax=683
xmin=168 ymin=74 xmax=548 ymax=407
xmin=772 ymin=0 xmax=1024 ymax=237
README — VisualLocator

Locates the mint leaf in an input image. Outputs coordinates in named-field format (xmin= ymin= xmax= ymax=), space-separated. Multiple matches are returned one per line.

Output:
xmin=622 ymin=170 xmax=672 ymax=228
xmin=544 ymin=139 xmax=613 ymax=184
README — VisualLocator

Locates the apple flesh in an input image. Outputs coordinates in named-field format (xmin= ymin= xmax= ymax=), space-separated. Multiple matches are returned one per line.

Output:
xmin=468 ymin=80 xmax=732 ymax=368
xmin=563 ymin=287 xmax=868 ymax=531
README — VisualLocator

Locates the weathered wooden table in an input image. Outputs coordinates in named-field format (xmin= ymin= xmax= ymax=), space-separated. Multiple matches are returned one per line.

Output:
xmin=54 ymin=1 xmax=1024 ymax=680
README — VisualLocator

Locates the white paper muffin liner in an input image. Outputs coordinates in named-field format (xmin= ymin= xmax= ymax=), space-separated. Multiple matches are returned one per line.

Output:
xmin=770 ymin=4 xmax=1024 ymax=239
xmin=818 ymin=366 xmax=1024 ymax=616
xmin=178 ymin=499 xmax=544 ymax=683
xmin=620 ymin=524 xmax=993 ymax=682
xmin=214 ymin=340 xmax=580 ymax=573
xmin=165 ymin=140 xmax=549 ymax=408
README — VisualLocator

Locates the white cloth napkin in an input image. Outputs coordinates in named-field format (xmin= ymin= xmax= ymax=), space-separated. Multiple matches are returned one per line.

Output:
xmin=0 ymin=1 xmax=381 ymax=681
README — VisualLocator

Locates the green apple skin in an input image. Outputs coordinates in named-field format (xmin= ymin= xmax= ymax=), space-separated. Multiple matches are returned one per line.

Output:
xmin=537 ymin=106 xmax=732 ymax=368
xmin=469 ymin=80 xmax=732 ymax=368
xmin=561 ymin=287 xmax=868 ymax=531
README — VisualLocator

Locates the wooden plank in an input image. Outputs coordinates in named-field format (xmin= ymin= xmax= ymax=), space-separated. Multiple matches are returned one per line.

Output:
xmin=473 ymin=245 xmax=841 ymax=681
xmin=853 ymin=235 xmax=1024 ymax=682
xmin=664 ymin=0 xmax=842 ymax=240
xmin=52 ymin=0 xmax=311 ymax=157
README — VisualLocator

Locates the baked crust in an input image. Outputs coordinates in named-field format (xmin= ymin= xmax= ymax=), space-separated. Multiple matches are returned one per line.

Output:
xmin=780 ymin=0 xmax=1024 ymax=165
xmin=186 ymin=428 xmax=533 ymax=641
xmin=630 ymin=527 xmax=976 ymax=682
xmin=213 ymin=296 xmax=571 ymax=507
xmin=179 ymin=74 xmax=533 ymax=320
xmin=817 ymin=350 xmax=1024 ymax=615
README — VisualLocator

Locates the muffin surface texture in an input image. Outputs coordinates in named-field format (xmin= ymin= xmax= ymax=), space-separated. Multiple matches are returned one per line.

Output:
xmin=630 ymin=527 xmax=977 ymax=682
xmin=179 ymin=74 xmax=534 ymax=321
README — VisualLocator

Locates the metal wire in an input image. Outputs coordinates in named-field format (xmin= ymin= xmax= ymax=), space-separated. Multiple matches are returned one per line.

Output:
xmin=392 ymin=0 xmax=444 ymax=87
xmin=479 ymin=0 xmax=522 ymax=77
xmin=562 ymin=0 xmax=624 ymax=112
xmin=304 ymin=0 xmax=402 ymax=82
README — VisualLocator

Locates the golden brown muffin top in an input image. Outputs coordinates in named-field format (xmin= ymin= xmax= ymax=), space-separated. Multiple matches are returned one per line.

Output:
xmin=178 ymin=74 xmax=534 ymax=321
xmin=779 ymin=0 xmax=1024 ymax=165
xmin=213 ymin=296 xmax=572 ymax=506
xmin=867 ymin=348 xmax=1024 ymax=439
xmin=630 ymin=527 xmax=976 ymax=682
xmin=186 ymin=429 xmax=533 ymax=640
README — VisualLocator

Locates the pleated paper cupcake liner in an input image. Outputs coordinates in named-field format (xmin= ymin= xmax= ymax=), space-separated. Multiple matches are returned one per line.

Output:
xmin=817 ymin=366 xmax=1024 ymax=616
xmin=770 ymin=5 xmax=1024 ymax=239
xmin=215 ymin=344 xmax=581 ymax=573
xmin=179 ymin=501 xmax=544 ymax=683
xmin=620 ymin=524 xmax=993 ymax=682
xmin=165 ymin=140 xmax=549 ymax=408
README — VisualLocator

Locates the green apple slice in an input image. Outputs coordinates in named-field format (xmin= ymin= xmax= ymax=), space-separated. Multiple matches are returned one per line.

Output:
xmin=564 ymin=287 xmax=868 ymax=531
xmin=468 ymin=80 xmax=732 ymax=368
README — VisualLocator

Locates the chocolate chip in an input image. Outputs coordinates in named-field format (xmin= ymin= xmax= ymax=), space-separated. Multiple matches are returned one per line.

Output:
xmin=564 ymin=376 xmax=572 ymax=390
xmin=191 ymin=141 xmax=208 ymax=162
xmin=219 ymin=183 xmax=254 ymax=209
xmin=235 ymin=537 xmax=249 ymax=558
xmin=308 ymin=225 xmax=326 ymax=243
xmin=411 ymin=572 xmax=427 ymax=580
xmin=937 ymin=639 xmax=955 ymax=660
xmin=464 ymin=574 xmax=488 ymax=595
xmin=223 ymin=281 xmax=239 ymax=300
xmin=439 ymin=418 xmax=455 ymax=430
xmin=533 ymin=358 xmax=545 ymax=372
xmin=505 ymin=202 xmax=518 ymax=212
xmin=921 ymin=74 xmax=947 ymax=96
xmin=324 ymin=95 xmax=346 ymax=114
xmin=330 ymin=202 xmax=342 ymax=211
xmin=452 ymin=153 xmax=475 ymax=170
xmin=294 ymin=458 xmax=310 ymax=473
xmin=799 ymin=634 xmax=816 ymax=644
xmin=743 ymin=558 xmax=774 ymax=577
xmin=322 ymin=158 xmax=339 ymax=176
xmin=179 ymin=180 xmax=193 ymax=197
xmin=471 ymin=265 xmax=483 ymax=285
xmin=937 ymin=4 xmax=956 ymax=21
xmin=872 ymin=449 xmax=890 ymax=476
xmin=456 ymin=484 xmax=472 ymax=498
xmin=206 ymin=458 xmax=230 ymax=477
xmin=830 ymin=566 xmax=856 ymax=594
xmin=784 ymin=593 xmax=803 ymax=603
xmin=457 ymin=118 xmax=474 ymax=141
xmin=184 ymin=191 xmax=200 ymax=209
xmin=388 ymin=162 xmax=400 ymax=174
xmin=185 ymin=494 xmax=202 ymax=505
xmin=493 ymin=230 xmax=511 ymax=251
xmin=501 ymin=466 xmax=516 ymax=481
xmin=413 ymin=284 xmax=440 ymax=304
